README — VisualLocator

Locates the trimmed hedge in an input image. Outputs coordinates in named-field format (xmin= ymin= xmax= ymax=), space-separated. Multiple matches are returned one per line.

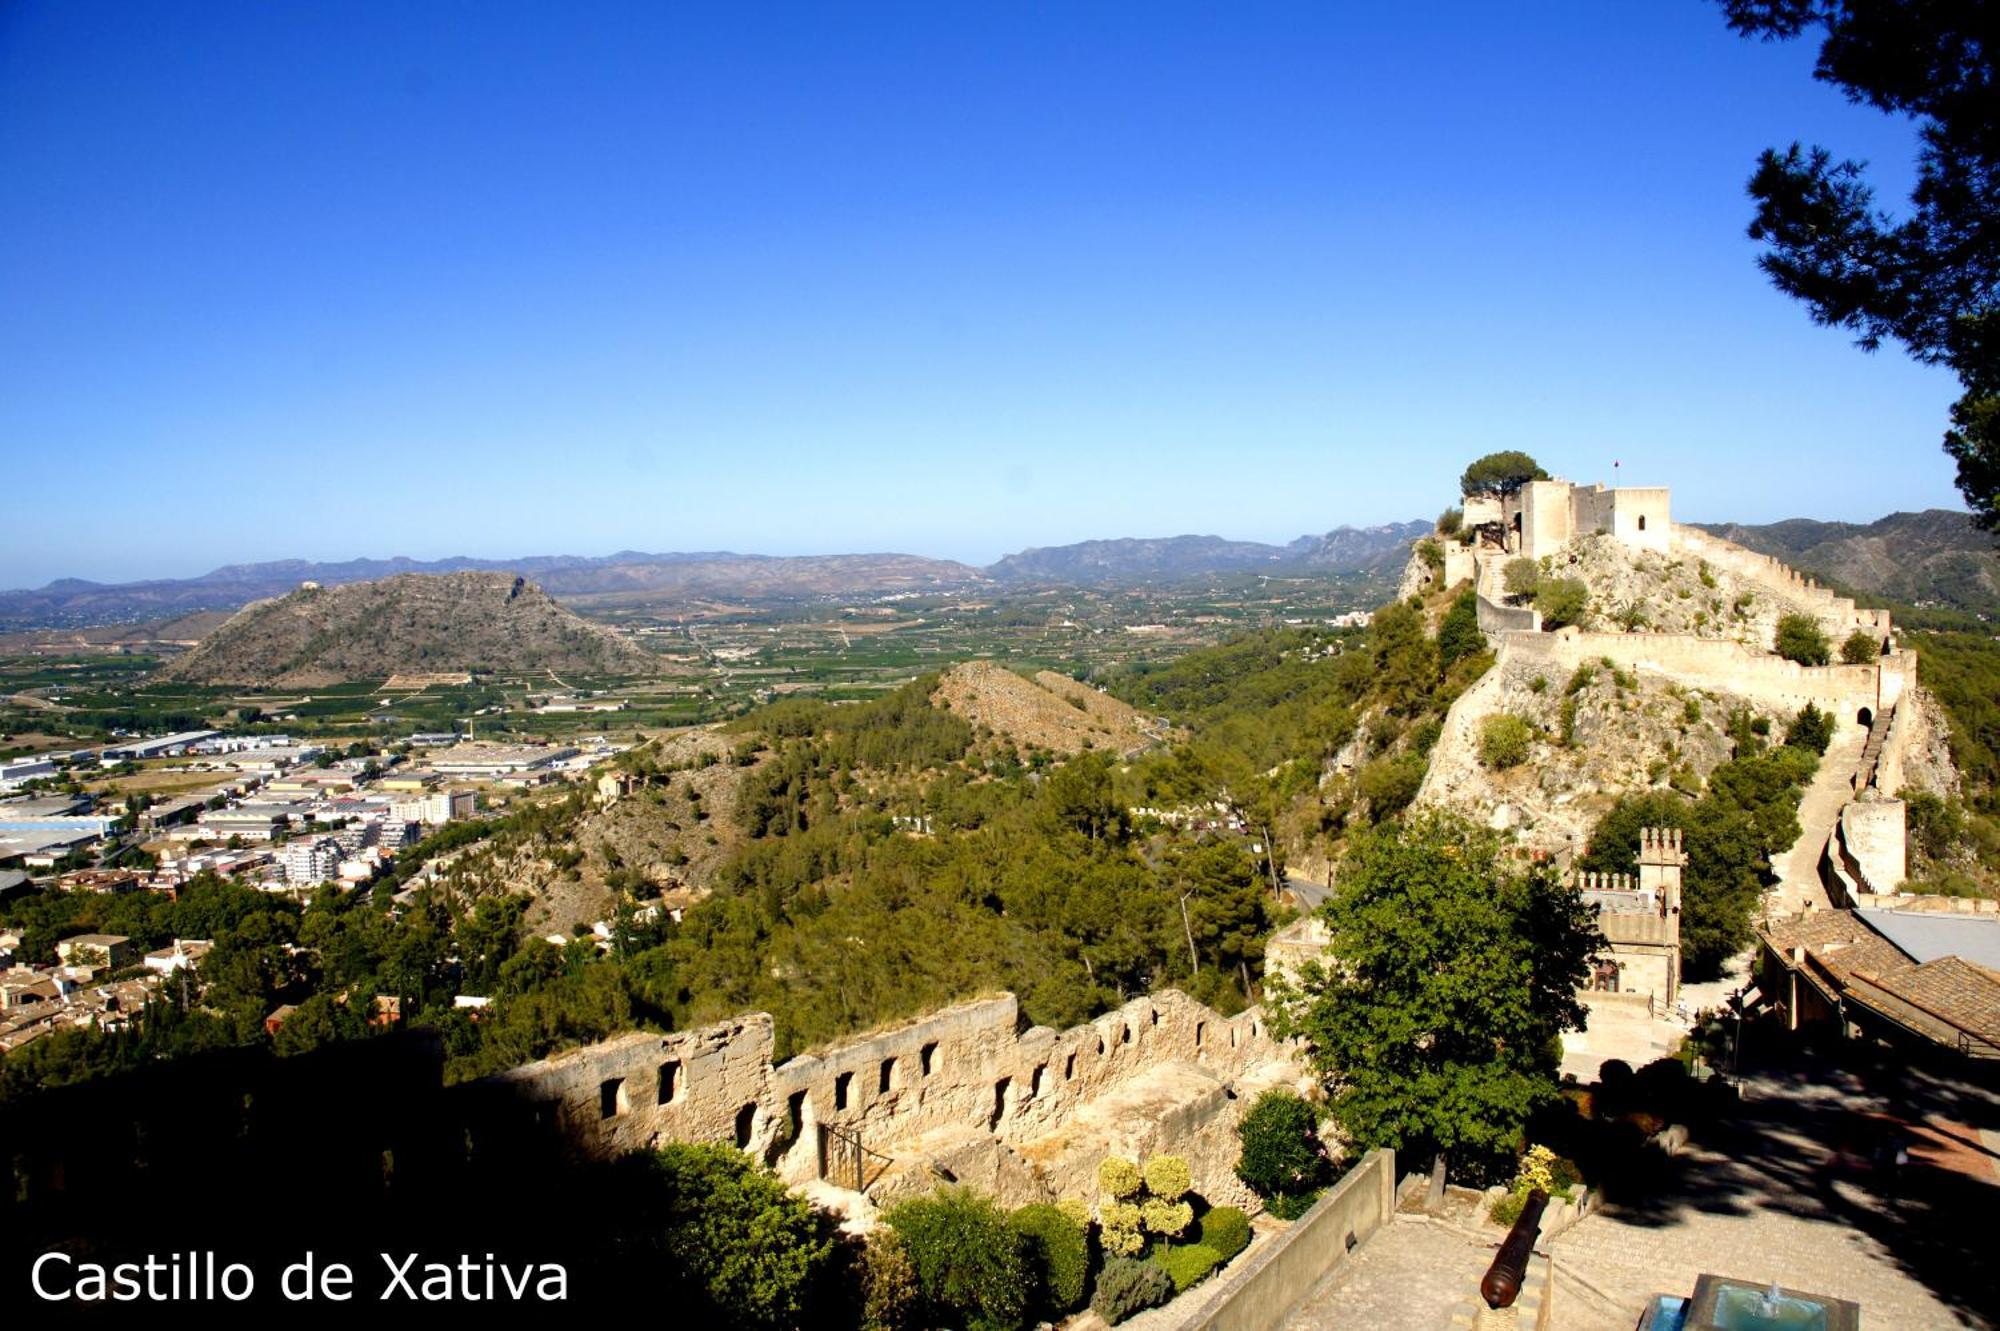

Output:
xmin=1153 ymin=1242 xmax=1223 ymax=1293
xmin=1009 ymin=1202 xmax=1088 ymax=1314
xmin=1195 ymin=1206 xmax=1250 ymax=1261
xmin=1091 ymin=1256 xmax=1174 ymax=1325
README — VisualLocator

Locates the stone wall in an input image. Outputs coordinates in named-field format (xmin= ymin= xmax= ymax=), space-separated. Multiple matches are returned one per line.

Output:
xmin=1497 ymin=627 xmax=1890 ymax=716
xmin=1157 ymin=1147 xmax=1397 ymax=1331
xmin=1476 ymin=594 xmax=1539 ymax=635
xmin=1668 ymin=525 xmax=1893 ymax=642
xmin=482 ymin=988 xmax=1298 ymax=1212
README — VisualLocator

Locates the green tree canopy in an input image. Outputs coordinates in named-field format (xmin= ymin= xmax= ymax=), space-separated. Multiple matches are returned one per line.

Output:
xmin=1721 ymin=1 xmax=2000 ymax=529
xmin=1533 ymin=577 xmax=1590 ymax=630
xmin=1774 ymin=613 xmax=1831 ymax=666
xmin=1269 ymin=811 xmax=1601 ymax=1181
xmin=605 ymin=1144 xmax=841 ymax=1331
xmin=1460 ymin=451 xmax=1550 ymax=499
xmin=885 ymin=1188 xmax=1032 ymax=1331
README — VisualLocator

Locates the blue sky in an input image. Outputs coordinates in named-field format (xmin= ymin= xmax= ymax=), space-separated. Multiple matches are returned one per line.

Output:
xmin=0 ymin=2 xmax=1967 ymax=587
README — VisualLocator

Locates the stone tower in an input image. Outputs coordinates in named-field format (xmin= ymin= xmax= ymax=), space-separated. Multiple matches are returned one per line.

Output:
xmin=1637 ymin=827 xmax=1686 ymax=920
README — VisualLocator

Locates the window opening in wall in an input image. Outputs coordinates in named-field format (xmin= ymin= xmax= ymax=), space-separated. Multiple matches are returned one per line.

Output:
xmin=787 ymin=1090 xmax=808 ymax=1141
xmin=989 ymin=1078 xmax=1010 ymax=1130
xmin=1065 ymin=1052 xmax=1076 ymax=1080
xmin=659 ymin=1060 xmax=681 ymax=1105
xmin=1121 ymin=1024 xmax=1132 ymax=1045
xmin=734 ymin=1103 xmax=757 ymax=1149
xmin=1195 ymin=1021 xmax=1205 ymax=1048
xmin=1638 ymin=515 xmax=1647 ymax=531
xmin=1150 ymin=1009 xmax=1159 ymax=1027
xmin=920 ymin=1041 xmax=939 ymax=1076
xmin=1096 ymin=1036 xmax=1106 ymax=1056
xmin=599 ymin=1078 xmax=628 ymax=1120
xmin=1030 ymin=1064 xmax=1046 ymax=1099
xmin=835 ymin=1071 xmax=853 ymax=1112
xmin=879 ymin=1057 xmax=896 ymax=1095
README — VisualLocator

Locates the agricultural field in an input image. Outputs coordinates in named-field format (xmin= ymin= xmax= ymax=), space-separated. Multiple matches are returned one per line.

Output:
xmin=0 ymin=571 xmax=1389 ymax=751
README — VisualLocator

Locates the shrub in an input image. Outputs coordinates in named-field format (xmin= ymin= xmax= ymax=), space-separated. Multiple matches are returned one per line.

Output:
xmin=1099 ymin=1200 xmax=1145 ymax=1257
xmin=1437 ymin=589 xmax=1483 ymax=667
xmin=1235 ymin=1089 xmax=1334 ymax=1203
xmin=1478 ymin=714 xmax=1535 ymax=770
xmin=1774 ymin=614 xmax=1830 ymax=666
xmin=1142 ymin=1155 xmax=1192 ymax=1202
xmin=884 ymin=1189 xmax=1031 ymax=1331
xmin=1534 ymin=577 xmax=1590 ymax=629
xmin=615 ymin=1144 xmax=840 ymax=1331
xmin=1141 ymin=1196 xmax=1194 ymax=1242
xmin=1489 ymin=1187 xmax=1528 ymax=1226
xmin=1195 ymin=1206 xmax=1251 ymax=1261
xmin=1098 ymin=1155 xmax=1143 ymax=1200
xmin=1503 ymin=557 xmax=1541 ymax=599
xmin=1357 ymin=754 xmax=1424 ymax=819
xmin=1153 ymin=1242 xmax=1223 ymax=1293
xmin=1090 ymin=1256 xmax=1174 ymax=1325
xmin=1266 ymin=1189 xmax=1324 ymax=1220
xmin=1784 ymin=702 xmax=1834 ymax=755
xmin=858 ymin=1230 xmax=918 ymax=1331
xmin=1009 ymin=1203 xmax=1088 ymax=1314
xmin=1417 ymin=538 xmax=1445 ymax=576
xmin=1841 ymin=629 xmax=1881 ymax=665
xmin=1438 ymin=506 xmax=1464 ymax=536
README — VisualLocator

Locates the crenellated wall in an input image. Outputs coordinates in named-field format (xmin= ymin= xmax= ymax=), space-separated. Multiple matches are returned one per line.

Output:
xmin=481 ymin=989 xmax=1297 ymax=1211
xmin=1668 ymin=525 xmax=1893 ymax=643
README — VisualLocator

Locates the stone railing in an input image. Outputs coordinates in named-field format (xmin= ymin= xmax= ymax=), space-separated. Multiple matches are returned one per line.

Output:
xmin=1148 ymin=1148 xmax=1397 ymax=1331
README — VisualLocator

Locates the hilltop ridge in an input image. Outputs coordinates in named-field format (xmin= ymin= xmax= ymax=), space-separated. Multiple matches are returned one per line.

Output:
xmin=156 ymin=571 xmax=661 ymax=686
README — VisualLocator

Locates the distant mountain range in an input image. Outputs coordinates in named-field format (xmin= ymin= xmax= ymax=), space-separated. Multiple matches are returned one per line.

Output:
xmin=1694 ymin=509 xmax=1997 ymax=615
xmin=13 ymin=512 xmax=1980 ymax=633
xmin=986 ymin=523 xmax=1432 ymax=584
xmin=0 ymin=523 xmax=1432 ymax=630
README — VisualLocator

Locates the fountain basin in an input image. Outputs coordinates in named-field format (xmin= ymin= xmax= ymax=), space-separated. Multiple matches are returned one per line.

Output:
xmin=1682 ymin=1275 xmax=1860 ymax=1331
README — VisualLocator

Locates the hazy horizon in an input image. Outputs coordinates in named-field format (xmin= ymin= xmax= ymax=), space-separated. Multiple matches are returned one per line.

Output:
xmin=6 ymin=500 xmax=1983 ymax=595
xmin=1 ymin=3 xmax=1970 ymax=588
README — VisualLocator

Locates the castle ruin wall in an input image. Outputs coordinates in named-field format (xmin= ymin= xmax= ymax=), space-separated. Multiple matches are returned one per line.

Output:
xmin=483 ymin=988 xmax=1293 ymax=1209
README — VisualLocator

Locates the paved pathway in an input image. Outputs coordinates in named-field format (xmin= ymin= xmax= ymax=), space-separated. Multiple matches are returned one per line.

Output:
xmin=1770 ymin=721 xmax=1867 ymax=914
xmin=1280 ymin=1213 xmax=1493 ymax=1330
xmin=1547 ymin=1055 xmax=1998 ymax=1330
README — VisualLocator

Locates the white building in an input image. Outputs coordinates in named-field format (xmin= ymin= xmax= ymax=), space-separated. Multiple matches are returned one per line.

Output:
xmin=279 ymin=836 xmax=342 ymax=886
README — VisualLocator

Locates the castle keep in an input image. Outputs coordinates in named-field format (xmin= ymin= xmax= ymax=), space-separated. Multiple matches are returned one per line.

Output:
xmin=1419 ymin=474 xmax=1920 ymax=914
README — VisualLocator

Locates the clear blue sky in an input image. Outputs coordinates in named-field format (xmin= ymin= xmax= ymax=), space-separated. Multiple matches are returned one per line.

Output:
xmin=0 ymin=1 xmax=1967 ymax=588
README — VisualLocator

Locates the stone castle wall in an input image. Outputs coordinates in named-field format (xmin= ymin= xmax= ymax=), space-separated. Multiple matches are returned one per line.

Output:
xmin=482 ymin=988 xmax=1293 ymax=1211
xmin=1497 ymin=627 xmax=1899 ymax=717
xmin=1668 ymin=525 xmax=1893 ymax=642
xmin=1476 ymin=593 xmax=1539 ymax=635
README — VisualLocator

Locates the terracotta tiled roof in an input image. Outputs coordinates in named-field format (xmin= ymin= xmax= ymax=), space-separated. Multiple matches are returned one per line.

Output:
xmin=1856 ymin=957 xmax=2000 ymax=1050
xmin=1762 ymin=909 xmax=1875 ymax=952
xmin=1811 ymin=935 xmax=1913 ymax=984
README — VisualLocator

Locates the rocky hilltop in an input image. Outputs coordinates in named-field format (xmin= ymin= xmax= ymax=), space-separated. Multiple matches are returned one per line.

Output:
xmin=156 ymin=572 xmax=660 ymax=686
xmin=1402 ymin=478 xmax=1960 ymax=898
xmin=932 ymin=660 xmax=1173 ymax=756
